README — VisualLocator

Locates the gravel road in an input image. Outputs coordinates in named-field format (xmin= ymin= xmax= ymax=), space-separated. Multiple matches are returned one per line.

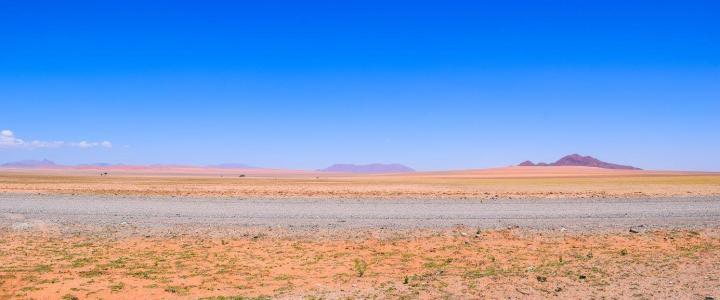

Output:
xmin=1 ymin=194 xmax=719 ymax=233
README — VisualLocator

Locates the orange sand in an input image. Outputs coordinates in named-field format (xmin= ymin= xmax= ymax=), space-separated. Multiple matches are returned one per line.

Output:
xmin=1 ymin=166 xmax=719 ymax=199
xmin=1 ymin=228 xmax=718 ymax=299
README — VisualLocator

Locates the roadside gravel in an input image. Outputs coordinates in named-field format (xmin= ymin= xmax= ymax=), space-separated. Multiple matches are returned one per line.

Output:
xmin=1 ymin=194 xmax=719 ymax=236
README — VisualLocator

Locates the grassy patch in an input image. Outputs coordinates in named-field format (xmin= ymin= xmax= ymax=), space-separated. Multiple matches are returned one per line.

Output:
xmin=109 ymin=282 xmax=125 ymax=292
xmin=104 ymin=257 xmax=128 ymax=268
xmin=354 ymin=259 xmax=368 ymax=277
xmin=164 ymin=285 xmax=191 ymax=295
xmin=423 ymin=258 xmax=453 ymax=270
xmin=34 ymin=264 xmax=52 ymax=273
xmin=128 ymin=269 xmax=160 ymax=279
xmin=79 ymin=269 xmax=104 ymax=278
xmin=71 ymin=257 xmax=93 ymax=268
xmin=463 ymin=267 xmax=497 ymax=279
xmin=198 ymin=296 xmax=271 ymax=300
xmin=274 ymin=274 xmax=293 ymax=281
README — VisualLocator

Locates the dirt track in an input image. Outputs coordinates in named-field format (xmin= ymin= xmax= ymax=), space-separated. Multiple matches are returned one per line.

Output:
xmin=2 ymin=194 xmax=719 ymax=234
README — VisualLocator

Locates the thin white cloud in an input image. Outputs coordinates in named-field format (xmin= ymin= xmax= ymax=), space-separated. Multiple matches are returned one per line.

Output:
xmin=0 ymin=129 xmax=112 ymax=149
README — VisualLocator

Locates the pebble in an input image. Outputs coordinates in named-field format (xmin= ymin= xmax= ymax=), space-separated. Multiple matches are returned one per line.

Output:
xmin=11 ymin=222 xmax=32 ymax=230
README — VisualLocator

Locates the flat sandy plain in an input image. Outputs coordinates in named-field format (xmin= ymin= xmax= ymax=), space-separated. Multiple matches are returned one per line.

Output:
xmin=1 ymin=167 xmax=720 ymax=299
xmin=1 ymin=166 xmax=720 ymax=199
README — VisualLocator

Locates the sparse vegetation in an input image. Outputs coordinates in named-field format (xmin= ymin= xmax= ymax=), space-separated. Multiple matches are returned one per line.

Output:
xmin=199 ymin=297 xmax=270 ymax=300
xmin=34 ymin=264 xmax=52 ymax=273
xmin=1 ymin=228 xmax=718 ymax=298
xmin=164 ymin=285 xmax=190 ymax=295
xmin=354 ymin=258 xmax=368 ymax=277
xmin=71 ymin=257 xmax=93 ymax=268
xmin=109 ymin=282 xmax=125 ymax=292
xmin=2 ymin=171 xmax=719 ymax=199
xmin=464 ymin=267 xmax=498 ymax=279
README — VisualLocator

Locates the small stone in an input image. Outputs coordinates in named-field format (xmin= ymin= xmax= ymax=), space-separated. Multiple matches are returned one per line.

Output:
xmin=536 ymin=276 xmax=547 ymax=282
xmin=579 ymin=275 xmax=587 ymax=280
xmin=629 ymin=228 xmax=640 ymax=233
xmin=11 ymin=222 xmax=32 ymax=230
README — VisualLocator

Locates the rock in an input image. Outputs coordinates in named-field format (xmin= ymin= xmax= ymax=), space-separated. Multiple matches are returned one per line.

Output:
xmin=629 ymin=228 xmax=640 ymax=233
xmin=536 ymin=276 xmax=547 ymax=282
xmin=11 ymin=222 xmax=32 ymax=230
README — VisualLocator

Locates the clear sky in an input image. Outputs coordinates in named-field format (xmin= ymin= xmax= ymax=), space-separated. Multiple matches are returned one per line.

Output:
xmin=1 ymin=1 xmax=718 ymax=171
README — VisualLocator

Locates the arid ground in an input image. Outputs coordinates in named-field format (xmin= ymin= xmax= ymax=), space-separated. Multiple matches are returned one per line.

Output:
xmin=2 ymin=228 xmax=719 ymax=299
xmin=1 ymin=166 xmax=719 ymax=199
xmin=1 ymin=167 xmax=719 ymax=299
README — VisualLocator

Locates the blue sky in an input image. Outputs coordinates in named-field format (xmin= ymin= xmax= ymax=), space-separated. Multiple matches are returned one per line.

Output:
xmin=1 ymin=1 xmax=718 ymax=170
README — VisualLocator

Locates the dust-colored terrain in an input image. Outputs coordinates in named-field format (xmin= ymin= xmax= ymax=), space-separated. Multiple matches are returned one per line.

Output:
xmin=1 ymin=228 xmax=718 ymax=299
xmin=1 ymin=166 xmax=719 ymax=199
xmin=1 ymin=167 xmax=719 ymax=299
xmin=2 ymin=195 xmax=720 ymax=232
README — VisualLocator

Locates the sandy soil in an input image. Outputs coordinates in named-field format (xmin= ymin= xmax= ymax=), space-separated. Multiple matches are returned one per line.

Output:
xmin=1 ymin=228 xmax=718 ymax=299
xmin=1 ymin=167 xmax=719 ymax=299
xmin=1 ymin=167 xmax=719 ymax=199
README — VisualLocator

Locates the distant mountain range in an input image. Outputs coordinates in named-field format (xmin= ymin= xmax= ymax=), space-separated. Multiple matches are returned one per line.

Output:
xmin=206 ymin=163 xmax=255 ymax=169
xmin=519 ymin=154 xmax=641 ymax=170
xmin=0 ymin=160 xmax=257 ymax=170
xmin=1 ymin=159 xmax=59 ymax=168
xmin=77 ymin=162 xmax=115 ymax=167
xmin=319 ymin=163 xmax=415 ymax=174
xmin=0 ymin=156 xmax=639 ymax=172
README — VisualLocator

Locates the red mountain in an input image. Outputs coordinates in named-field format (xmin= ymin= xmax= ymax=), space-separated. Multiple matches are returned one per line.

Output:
xmin=319 ymin=163 xmax=415 ymax=174
xmin=519 ymin=154 xmax=641 ymax=170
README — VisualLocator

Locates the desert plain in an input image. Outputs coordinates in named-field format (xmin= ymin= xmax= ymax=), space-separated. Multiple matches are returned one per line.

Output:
xmin=1 ymin=166 xmax=720 ymax=299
